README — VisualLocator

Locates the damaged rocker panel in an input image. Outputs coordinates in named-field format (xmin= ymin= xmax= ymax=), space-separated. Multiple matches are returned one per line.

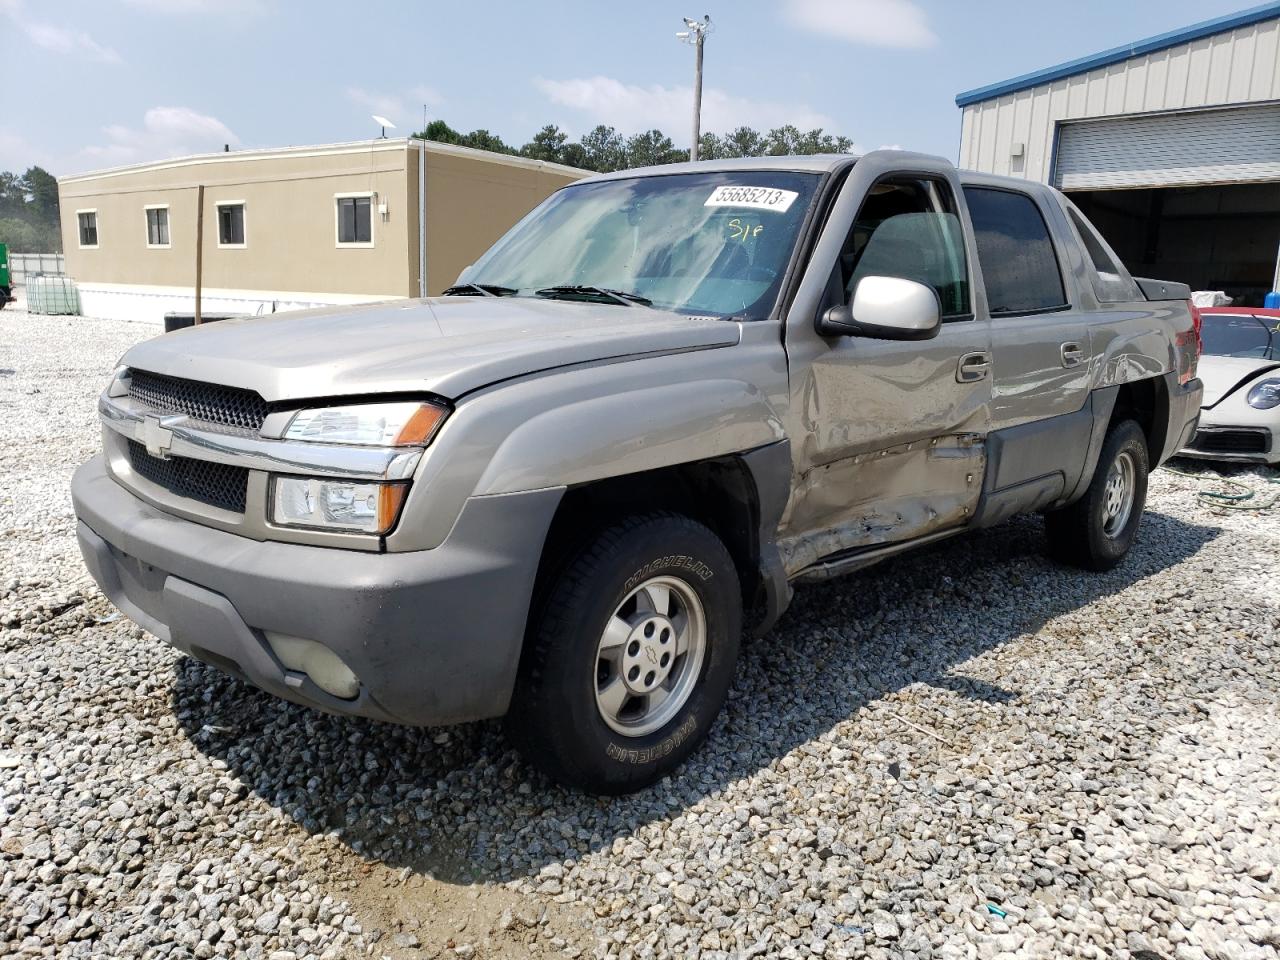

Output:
xmin=779 ymin=433 xmax=985 ymax=576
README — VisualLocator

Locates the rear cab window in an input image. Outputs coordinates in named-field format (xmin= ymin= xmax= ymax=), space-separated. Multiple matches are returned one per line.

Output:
xmin=963 ymin=186 xmax=1068 ymax=316
xmin=1061 ymin=201 xmax=1144 ymax=303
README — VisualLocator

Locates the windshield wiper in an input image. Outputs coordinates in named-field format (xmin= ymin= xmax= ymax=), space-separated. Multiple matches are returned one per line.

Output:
xmin=441 ymin=283 xmax=517 ymax=298
xmin=535 ymin=285 xmax=652 ymax=307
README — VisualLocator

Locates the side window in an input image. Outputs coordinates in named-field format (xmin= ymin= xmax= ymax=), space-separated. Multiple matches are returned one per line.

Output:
xmin=217 ymin=203 xmax=246 ymax=247
xmin=77 ymin=211 xmax=98 ymax=248
xmin=963 ymin=186 xmax=1067 ymax=315
xmin=1064 ymin=203 xmax=1143 ymax=303
xmin=145 ymin=206 xmax=170 ymax=247
xmin=336 ymin=195 xmax=373 ymax=246
xmin=841 ymin=177 xmax=970 ymax=318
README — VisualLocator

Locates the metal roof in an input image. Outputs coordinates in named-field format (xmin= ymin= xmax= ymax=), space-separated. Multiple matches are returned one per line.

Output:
xmin=955 ymin=1 xmax=1280 ymax=107
xmin=57 ymin=137 xmax=587 ymax=184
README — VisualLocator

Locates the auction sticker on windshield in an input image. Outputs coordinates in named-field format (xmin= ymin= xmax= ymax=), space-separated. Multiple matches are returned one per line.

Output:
xmin=704 ymin=185 xmax=799 ymax=213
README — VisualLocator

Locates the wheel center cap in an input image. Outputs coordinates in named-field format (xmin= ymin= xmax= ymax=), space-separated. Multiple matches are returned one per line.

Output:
xmin=621 ymin=616 xmax=676 ymax=693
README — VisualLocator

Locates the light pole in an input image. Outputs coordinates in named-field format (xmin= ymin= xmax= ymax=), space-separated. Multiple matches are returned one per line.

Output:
xmin=677 ymin=15 xmax=712 ymax=162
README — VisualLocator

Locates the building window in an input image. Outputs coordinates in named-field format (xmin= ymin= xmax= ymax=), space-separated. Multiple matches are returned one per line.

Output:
xmin=962 ymin=187 xmax=1067 ymax=315
xmin=77 ymin=211 xmax=98 ymax=248
xmin=145 ymin=206 xmax=170 ymax=248
xmin=335 ymin=194 xmax=373 ymax=247
xmin=217 ymin=202 xmax=246 ymax=247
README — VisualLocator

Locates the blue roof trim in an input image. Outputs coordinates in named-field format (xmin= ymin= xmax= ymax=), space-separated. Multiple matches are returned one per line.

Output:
xmin=955 ymin=1 xmax=1280 ymax=107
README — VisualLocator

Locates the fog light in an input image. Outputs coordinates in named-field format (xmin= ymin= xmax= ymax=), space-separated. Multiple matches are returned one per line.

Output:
xmin=265 ymin=632 xmax=360 ymax=700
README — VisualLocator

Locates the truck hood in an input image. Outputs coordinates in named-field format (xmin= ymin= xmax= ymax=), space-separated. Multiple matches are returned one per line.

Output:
xmin=1197 ymin=355 xmax=1280 ymax=408
xmin=119 ymin=297 xmax=741 ymax=402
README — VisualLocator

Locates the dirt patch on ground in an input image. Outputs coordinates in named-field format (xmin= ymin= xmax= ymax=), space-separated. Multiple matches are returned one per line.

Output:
xmin=342 ymin=859 xmax=593 ymax=959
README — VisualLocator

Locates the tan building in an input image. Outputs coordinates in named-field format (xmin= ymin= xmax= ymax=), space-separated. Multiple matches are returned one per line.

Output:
xmin=57 ymin=138 xmax=586 ymax=323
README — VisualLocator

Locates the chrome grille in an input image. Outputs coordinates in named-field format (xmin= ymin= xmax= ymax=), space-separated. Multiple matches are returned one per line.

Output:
xmin=127 ymin=369 xmax=269 ymax=433
xmin=127 ymin=440 xmax=249 ymax=513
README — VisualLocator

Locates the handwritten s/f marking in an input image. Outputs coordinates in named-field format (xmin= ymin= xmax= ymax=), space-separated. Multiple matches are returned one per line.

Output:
xmin=728 ymin=218 xmax=764 ymax=242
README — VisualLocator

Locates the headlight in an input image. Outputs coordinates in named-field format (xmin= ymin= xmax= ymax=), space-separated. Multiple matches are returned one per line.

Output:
xmin=271 ymin=477 xmax=407 ymax=534
xmin=285 ymin=400 xmax=448 ymax=446
xmin=1247 ymin=378 xmax=1280 ymax=410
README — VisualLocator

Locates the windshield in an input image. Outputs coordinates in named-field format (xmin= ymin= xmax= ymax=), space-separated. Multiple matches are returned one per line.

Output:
xmin=1200 ymin=313 xmax=1280 ymax=360
xmin=462 ymin=171 xmax=822 ymax=320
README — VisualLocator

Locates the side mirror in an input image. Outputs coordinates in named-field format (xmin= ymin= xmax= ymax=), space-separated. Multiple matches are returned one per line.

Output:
xmin=816 ymin=275 xmax=942 ymax=341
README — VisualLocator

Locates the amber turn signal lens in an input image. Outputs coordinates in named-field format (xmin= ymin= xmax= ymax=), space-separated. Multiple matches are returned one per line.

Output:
xmin=377 ymin=483 xmax=409 ymax=532
xmin=394 ymin=403 xmax=449 ymax=446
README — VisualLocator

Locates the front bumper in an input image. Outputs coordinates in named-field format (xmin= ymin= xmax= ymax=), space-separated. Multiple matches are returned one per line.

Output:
xmin=1178 ymin=425 xmax=1278 ymax=464
xmin=1176 ymin=395 xmax=1278 ymax=464
xmin=72 ymin=455 xmax=563 ymax=726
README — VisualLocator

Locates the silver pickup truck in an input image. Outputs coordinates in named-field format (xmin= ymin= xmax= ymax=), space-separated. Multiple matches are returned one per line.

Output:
xmin=72 ymin=151 xmax=1202 ymax=793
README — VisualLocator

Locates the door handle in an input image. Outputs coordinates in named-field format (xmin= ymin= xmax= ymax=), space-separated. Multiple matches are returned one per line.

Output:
xmin=956 ymin=352 xmax=990 ymax=383
xmin=1060 ymin=341 xmax=1086 ymax=368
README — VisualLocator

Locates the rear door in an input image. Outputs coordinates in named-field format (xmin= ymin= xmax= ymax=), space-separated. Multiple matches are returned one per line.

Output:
xmin=960 ymin=183 xmax=1095 ymax=509
xmin=963 ymin=184 xmax=1092 ymax=430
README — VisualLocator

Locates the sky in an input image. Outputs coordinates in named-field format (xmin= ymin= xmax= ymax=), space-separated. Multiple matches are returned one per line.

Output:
xmin=0 ymin=0 xmax=1259 ymax=177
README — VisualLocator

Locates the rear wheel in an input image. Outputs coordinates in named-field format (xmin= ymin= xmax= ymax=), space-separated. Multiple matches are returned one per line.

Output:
xmin=1046 ymin=419 xmax=1149 ymax=571
xmin=506 ymin=513 xmax=741 ymax=794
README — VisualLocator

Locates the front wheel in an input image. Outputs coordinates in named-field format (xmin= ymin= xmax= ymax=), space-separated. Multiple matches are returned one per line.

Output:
xmin=506 ymin=513 xmax=742 ymax=794
xmin=1045 ymin=419 xmax=1149 ymax=571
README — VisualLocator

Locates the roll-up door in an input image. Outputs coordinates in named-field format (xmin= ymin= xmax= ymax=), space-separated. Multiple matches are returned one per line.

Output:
xmin=1054 ymin=104 xmax=1280 ymax=191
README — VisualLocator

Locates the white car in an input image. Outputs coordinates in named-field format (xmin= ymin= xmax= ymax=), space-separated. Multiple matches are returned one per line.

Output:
xmin=1179 ymin=308 xmax=1280 ymax=465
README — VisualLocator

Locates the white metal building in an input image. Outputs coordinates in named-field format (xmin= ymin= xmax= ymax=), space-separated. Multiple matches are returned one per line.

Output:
xmin=957 ymin=2 xmax=1280 ymax=305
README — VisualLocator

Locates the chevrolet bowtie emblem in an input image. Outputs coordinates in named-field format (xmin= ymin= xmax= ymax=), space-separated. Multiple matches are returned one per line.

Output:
xmin=141 ymin=413 xmax=187 ymax=460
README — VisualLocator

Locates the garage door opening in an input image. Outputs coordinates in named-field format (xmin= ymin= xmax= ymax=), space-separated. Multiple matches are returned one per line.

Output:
xmin=1070 ymin=182 xmax=1280 ymax=307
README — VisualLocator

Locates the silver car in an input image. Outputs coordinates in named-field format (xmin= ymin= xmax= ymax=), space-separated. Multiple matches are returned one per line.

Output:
xmin=1179 ymin=308 xmax=1280 ymax=464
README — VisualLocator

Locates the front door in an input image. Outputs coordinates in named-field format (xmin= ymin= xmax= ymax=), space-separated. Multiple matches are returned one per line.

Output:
xmin=779 ymin=157 xmax=992 ymax=575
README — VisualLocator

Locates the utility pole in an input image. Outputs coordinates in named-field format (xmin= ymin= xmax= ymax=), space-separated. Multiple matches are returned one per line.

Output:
xmin=678 ymin=15 xmax=712 ymax=162
xmin=194 ymin=184 xmax=204 ymax=325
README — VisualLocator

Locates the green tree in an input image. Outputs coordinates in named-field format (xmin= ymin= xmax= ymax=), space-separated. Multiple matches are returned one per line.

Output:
xmin=793 ymin=129 xmax=854 ymax=155
xmin=21 ymin=167 xmax=58 ymax=222
xmin=413 ymin=118 xmax=856 ymax=172
xmin=696 ymin=132 xmax=726 ymax=160
xmin=415 ymin=119 xmax=463 ymax=144
xmin=559 ymin=142 xmax=587 ymax=170
xmin=459 ymin=129 xmax=513 ymax=154
xmin=0 ymin=172 xmax=25 ymax=219
xmin=579 ymin=125 xmax=627 ymax=173
xmin=765 ymin=125 xmax=804 ymax=156
xmin=0 ymin=217 xmax=53 ymax=252
xmin=624 ymin=130 xmax=683 ymax=168
xmin=0 ymin=165 xmax=63 ymax=251
xmin=520 ymin=124 xmax=569 ymax=163
xmin=720 ymin=126 xmax=766 ymax=158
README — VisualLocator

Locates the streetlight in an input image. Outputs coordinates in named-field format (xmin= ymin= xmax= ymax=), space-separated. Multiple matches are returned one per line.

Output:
xmin=677 ymin=15 xmax=712 ymax=162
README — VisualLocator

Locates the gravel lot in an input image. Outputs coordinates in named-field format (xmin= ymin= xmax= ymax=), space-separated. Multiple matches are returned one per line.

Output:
xmin=2 ymin=304 xmax=1279 ymax=960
